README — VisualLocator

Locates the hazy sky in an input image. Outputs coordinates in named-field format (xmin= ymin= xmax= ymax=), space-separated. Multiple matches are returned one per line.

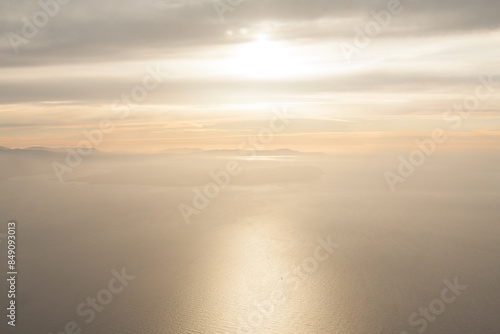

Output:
xmin=1 ymin=0 xmax=499 ymax=152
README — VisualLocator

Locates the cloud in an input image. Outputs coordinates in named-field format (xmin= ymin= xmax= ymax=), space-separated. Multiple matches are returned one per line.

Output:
xmin=1 ymin=0 xmax=499 ymax=66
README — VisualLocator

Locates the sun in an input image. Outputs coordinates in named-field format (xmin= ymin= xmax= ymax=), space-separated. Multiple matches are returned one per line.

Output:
xmin=229 ymin=35 xmax=294 ymax=79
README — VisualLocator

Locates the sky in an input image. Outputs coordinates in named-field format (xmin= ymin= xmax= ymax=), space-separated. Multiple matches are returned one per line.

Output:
xmin=1 ymin=0 xmax=499 ymax=153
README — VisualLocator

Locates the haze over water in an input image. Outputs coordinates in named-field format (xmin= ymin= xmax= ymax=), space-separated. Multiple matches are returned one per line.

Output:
xmin=0 ymin=149 xmax=499 ymax=333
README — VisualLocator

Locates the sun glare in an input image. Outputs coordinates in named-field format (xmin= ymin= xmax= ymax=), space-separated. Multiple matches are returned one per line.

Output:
xmin=228 ymin=35 xmax=294 ymax=79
